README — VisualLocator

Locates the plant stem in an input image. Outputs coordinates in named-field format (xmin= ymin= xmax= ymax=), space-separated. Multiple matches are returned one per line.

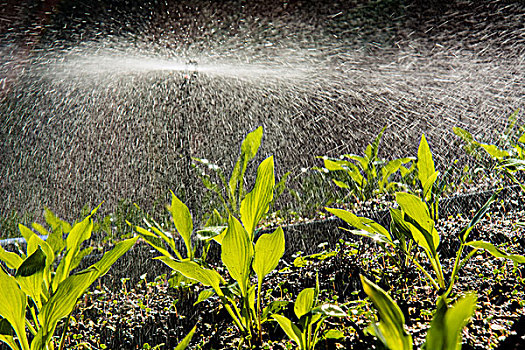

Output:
xmin=58 ymin=311 xmax=74 ymax=350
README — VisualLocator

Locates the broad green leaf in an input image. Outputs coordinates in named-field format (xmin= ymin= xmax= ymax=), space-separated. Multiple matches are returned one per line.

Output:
xmin=221 ymin=216 xmax=254 ymax=296
xmin=15 ymin=247 xmax=46 ymax=308
xmin=465 ymin=241 xmax=525 ymax=264
xmin=425 ymin=294 xmax=477 ymax=350
xmin=323 ymin=159 xmax=346 ymax=171
xmin=16 ymin=248 xmax=46 ymax=278
xmin=396 ymin=193 xmax=439 ymax=252
xmin=240 ymin=156 xmax=275 ymax=237
xmin=0 ymin=246 xmax=23 ymax=269
xmin=167 ymin=192 xmax=193 ymax=259
xmin=371 ymin=126 xmax=387 ymax=159
xmin=157 ymin=258 xmax=225 ymax=292
xmin=272 ymin=314 xmax=303 ymax=347
xmin=134 ymin=226 xmax=174 ymax=259
xmin=326 ymin=208 xmax=392 ymax=242
xmin=360 ymin=275 xmax=412 ymax=350
xmin=294 ymin=288 xmax=315 ymax=319
xmin=418 ymin=134 xmax=436 ymax=194
xmin=518 ymin=133 xmax=525 ymax=144
xmin=174 ymin=325 xmax=197 ymax=350
xmin=0 ymin=269 xmax=29 ymax=350
xmin=323 ymin=329 xmax=345 ymax=339
xmin=253 ymin=227 xmax=284 ymax=286
xmin=422 ymin=171 xmax=439 ymax=202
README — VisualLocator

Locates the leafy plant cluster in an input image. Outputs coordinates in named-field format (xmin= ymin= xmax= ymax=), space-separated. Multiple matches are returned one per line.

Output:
xmin=0 ymin=116 xmax=524 ymax=350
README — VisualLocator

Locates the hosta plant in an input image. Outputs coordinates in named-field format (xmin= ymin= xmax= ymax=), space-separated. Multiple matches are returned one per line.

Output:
xmin=0 ymin=207 xmax=138 ymax=350
xmin=272 ymin=275 xmax=346 ymax=350
xmin=135 ymin=155 xmax=286 ymax=346
xmin=328 ymin=190 xmax=525 ymax=297
xmin=361 ymin=275 xmax=477 ymax=350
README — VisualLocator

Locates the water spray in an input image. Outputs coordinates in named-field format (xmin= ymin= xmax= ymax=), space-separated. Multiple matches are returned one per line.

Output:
xmin=178 ymin=60 xmax=199 ymax=212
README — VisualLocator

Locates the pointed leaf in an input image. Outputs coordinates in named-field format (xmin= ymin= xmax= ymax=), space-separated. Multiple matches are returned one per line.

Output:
xmin=0 ymin=246 xmax=23 ymax=269
xmin=240 ymin=156 xmax=275 ymax=237
xmin=0 ymin=269 xmax=29 ymax=350
xmin=326 ymin=208 xmax=392 ymax=242
xmin=294 ymin=288 xmax=315 ymax=319
xmin=418 ymin=134 xmax=436 ymax=193
xmin=253 ymin=227 xmax=285 ymax=285
xmin=426 ymin=294 xmax=477 ymax=350
xmin=229 ymin=126 xmax=263 ymax=200
xmin=221 ymin=216 xmax=254 ymax=296
xmin=174 ymin=325 xmax=197 ymax=350
xmin=360 ymin=275 xmax=412 ymax=350
xmin=167 ymin=192 xmax=193 ymax=259
xmin=272 ymin=314 xmax=302 ymax=347
xmin=465 ymin=241 xmax=525 ymax=264
xmin=157 ymin=258 xmax=225 ymax=292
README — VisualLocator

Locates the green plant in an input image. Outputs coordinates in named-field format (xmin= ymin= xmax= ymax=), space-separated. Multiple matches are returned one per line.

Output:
xmin=193 ymin=126 xmax=290 ymax=225
xmin=360 ymin=275 xmax=477 ymax=350
xmin=271 ymin=275 xmax=346 ymax=350
xmin=318 ymin=126 xmax=414 ymax=203
xmin=0 ymin=206 xmax=138 ymax=350
xmin=136 ymin=155 xmax=285 ymax=346
xmin=328 ymin=189 xmax=525 ymax=297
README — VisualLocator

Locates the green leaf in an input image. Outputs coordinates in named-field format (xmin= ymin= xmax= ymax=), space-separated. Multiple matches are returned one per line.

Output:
xmin=360 ymin=275 xmax=412 ymax=350
xmin=253 ymin=227 xmax=285 ymax=286
xmin=221 ymin=216 xmax=254 ymax=296
xmin=371 ymin=125 xmax=387 ymax=160
xmin=396 ymin=193 xmax=439 ymax=253
xmin=167 ymin=192 xmax=194 ymax=259
xmin=332 ymin=179 xmax=350 ymax=189
xmin=174 ymin=325 xmax=197 ymax=350
xmin=38 ymin=237 xmax=138 ymax=346
xmin=53 ymin=214 xmax=94 ymax=291
xmin=425 ymin=294 xmax=477 ymax=350
xmin=294 ymin=288 xmax=315 ymax=319
xmin=229 ymin=126 xmax=263 ymax=204
xmin=326 ymin=208 xmax=392 ymax=242
xmin=459 ymin=192 xmax=497 ymax=243
xmin=194 ymin=289 xmax=215 ymax=306
xmin=418 ymin=134 xmax=436 ymax=196
xmin=323 ymin=329 xmax=345 ymax=340
xmin=480 ymin=144 xmax=509 ymax=159
xmin=195 ymin=226 xmax=227 ymax=241
xmin=0 ymin=268 xmax=29 ymax=350
xmin=0 ymin=318 xmax=19 ymax=350
xmin=422 ymin=171 xmax=439 ymax=202
xmin=0 ymin=246 xmax=23 ymax=270
xmin=272 ymin=314 xmax=303 ymax=347
xmin=15 ymin=248 xmax=46 ymax=278
xmin=158 ymin=258 xmax=225 ymax=292
xmin=465 ymin=241 xmax=525 ymax=264
xmin=15 ymin=245 xmax=46 ymax=308
xmin=240 ymin=156 xmax=275 ymax=237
